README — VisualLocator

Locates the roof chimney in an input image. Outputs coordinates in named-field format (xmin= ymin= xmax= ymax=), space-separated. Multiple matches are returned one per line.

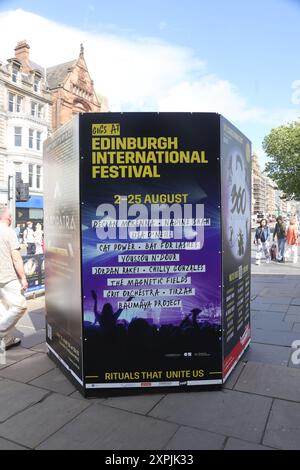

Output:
xmin=14 ymin=40 xmax=30 ymax=69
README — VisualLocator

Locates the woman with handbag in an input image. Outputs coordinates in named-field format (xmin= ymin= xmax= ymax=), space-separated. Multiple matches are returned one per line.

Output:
xmin=285 ymin=218 xmax=298 ymax=264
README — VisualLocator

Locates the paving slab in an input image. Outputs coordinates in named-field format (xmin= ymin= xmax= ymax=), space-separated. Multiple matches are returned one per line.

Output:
xmin=26 ymin=297 xmax=45 ymax=311
xmin=0 ymin=379 xmax=48 ymax=423
xmin=0 ymin=347 xmax=36 ymax=370
xmin=0 ymin=437 xmax=28 ymax=450
xmin=269 ymin=304 xmax=291 ymax=313
xmin=37 ymin=403 xmax=178 ymax=450
xmin=18 ymin=312 xmax=46 ymax=331
xmin=0 ymin=353 xmax=56 ymax=383
xmin=235 ymin=361 xmax=300 ymax=401
xmin=165 ymin=426 xmax=225 ymax=450
xmin=250 ymin=302 xmax=272 ymax=311
xmin=264 ymin=400 xmax=300 ymax=450
xmin=242 ymin=343 xmax=291 ymax=367
xmin=263 ymin=289 xmax=300 ymax=297
xmin=14 ymin=329 xmax=46 ymax=349
xmin=29 ymin=368 xmax=77 ymax=396
xmin=101 ymin=393 xmax=165 ymax=415
xmin=285 ymin=315 xmax=300 ymax=324
xmin=224 ymin=437 xmax=273 ymax=450
xmin=149 ymin=390 xmax=272 ymax=444
xmin=251 ymin=304 xmax=290 ymax=314
xmin=251 ymin=316 xmax=292 ymax=333
xmin=223 ymin=361 xmax=246 ymax=390
xmin=285 ymin=306 xmax=300 ymax=315
xmin=30 ymin=342 xmax=48 ymax=353
xmin=69 ymin=390 xmax=88 ymax=401
xmin=0 ymin=393 xmax=90 ymax=448
xmin=292 ymin=323 xmax=300 ymax=333
xmin=251 ymin=311 xmax=285 ymax=322
xmin=251 ymin=329 xmax=300 ymax=347
xmin=254 ymin=297 xmax=291 ymax=305
xmin=290 ymin=298 xmax=300 ymax=306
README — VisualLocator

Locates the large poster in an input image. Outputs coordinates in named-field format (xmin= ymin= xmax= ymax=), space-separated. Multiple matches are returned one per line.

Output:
xmin=44 ymin=117 xmax=83 ymax=386
xmin=80 ymin=113 xmax=223 ymax=391
xmin=220 ymin=116 xmax=252 ymax=380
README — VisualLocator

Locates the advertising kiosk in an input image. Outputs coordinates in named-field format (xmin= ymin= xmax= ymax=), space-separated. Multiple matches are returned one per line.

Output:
xmin=44 ymin=113 xmax=251 ymax=397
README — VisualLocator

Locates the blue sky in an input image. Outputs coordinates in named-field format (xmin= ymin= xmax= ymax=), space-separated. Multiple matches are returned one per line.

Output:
xmin=0 ymin=0 xmax=299 ymax=166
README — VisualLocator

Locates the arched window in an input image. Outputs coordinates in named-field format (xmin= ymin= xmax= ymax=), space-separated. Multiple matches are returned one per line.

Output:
xmin=72 ymin=99 xmax=91 ymax=114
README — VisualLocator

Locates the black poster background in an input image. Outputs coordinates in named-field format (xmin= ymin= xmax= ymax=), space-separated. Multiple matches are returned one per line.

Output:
xmin=80 ymin=112 xmax=223 ymax=390
xmin=220 ymin=116 xmax=252 ymax=377
xmin=44 ymin=118 xmax=83 ymax=382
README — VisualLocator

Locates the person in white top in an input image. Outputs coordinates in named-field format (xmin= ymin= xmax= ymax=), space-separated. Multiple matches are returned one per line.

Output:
xmin=0 ymin=205 xmax=28 ymax=350
xmin=34 ymin=223 xmax=44 ymax=255
xmin=23 ymin=221 xmax=36 ymax=255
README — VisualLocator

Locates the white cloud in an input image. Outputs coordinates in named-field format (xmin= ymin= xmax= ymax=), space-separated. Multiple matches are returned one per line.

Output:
xmin=0 ymin=9 xmax=298 ymax=130
xmin=0 ymin=9 xmax=204 ymax=112
xmin=157 ymin=75 xmax=266 ymax=122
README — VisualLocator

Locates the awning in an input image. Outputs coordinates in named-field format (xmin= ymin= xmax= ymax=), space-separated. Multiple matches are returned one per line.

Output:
xmin=16 ymin=196 xmax=43 ymax=209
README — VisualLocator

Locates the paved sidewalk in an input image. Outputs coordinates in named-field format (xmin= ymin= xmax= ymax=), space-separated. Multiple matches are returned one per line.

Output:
xmin=0 ymin=250 xmax=300 ymax=450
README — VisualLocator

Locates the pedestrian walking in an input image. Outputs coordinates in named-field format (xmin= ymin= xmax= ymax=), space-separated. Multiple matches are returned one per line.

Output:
xmin=15 ymin=224 xmax=20 ymax=243
xmin=23 ymin=221 xmax=36 ymax=255
xmin=273 ymin=215 xmax=287 ymax=262
xmin=285 ymin=217 xmax=298 ymax=263
xmin=19 ymin=223 xmax=25 ymax=244
xmin=0 ymin=205 xmax=28 ymax=350
xmin=34 ymin=223 xmax=44 ymax=255
xmin=254 ymin=218 xmax=271 ymax=265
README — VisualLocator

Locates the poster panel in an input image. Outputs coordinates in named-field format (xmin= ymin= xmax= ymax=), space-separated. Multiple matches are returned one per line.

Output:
xmin=44 ymin=117 xmax=83 ymax=384
xmin=22 ymin=254 xmax=45 ymax=294
xmin=220 ymin=116 xmax=252 ymax=380
xmin=80 ymin=112 xmax=223 ymax=391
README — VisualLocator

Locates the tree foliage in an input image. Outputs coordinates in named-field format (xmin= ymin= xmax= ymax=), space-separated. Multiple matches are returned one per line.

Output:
xmin=263 ymin=120 xmax=300 ymax=199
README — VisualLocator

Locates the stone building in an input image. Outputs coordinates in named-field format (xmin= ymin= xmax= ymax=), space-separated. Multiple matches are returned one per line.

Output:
xmin=47 ymin=45 xmax=102 ymax=131
xmin=0 ymin=41 xmax=107 ymax=224
xmin=252 ymin=153 xmax=265 ymax=216
xmin=0 ymin=40 xmax=52 ymax=223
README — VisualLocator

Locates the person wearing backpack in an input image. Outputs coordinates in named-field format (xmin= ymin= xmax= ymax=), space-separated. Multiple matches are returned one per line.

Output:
xmin=285 ymin=218 xmax=298 ymax=263
xmin=254 ymin=219 xmax=271 ymax=265
xmin=273 ymin=215 xmax=287 ymax=262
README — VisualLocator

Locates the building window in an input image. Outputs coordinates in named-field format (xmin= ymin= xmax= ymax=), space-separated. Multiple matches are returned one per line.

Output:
xmin=12 ymin=67 xmax=18 ymax=83
xmin=38 ymin=105 xmax=44 ymax=119
xmin=34 ymin=77 xmax=40 ymax=93
xmin=8 ymin=93 xmax=23 ymax=113
xmin=16 ymin=96 xmax=23 ymax=113
xmin=8 ymin=93 xmax=14 ymax=112
xmin=36 ymin=131 xmax=42 ymax=151
xmin=29 ymin=164 xmax=34 ymax=188
xmin=31 ymin=102 xmax=37 ymax=117
xmin=14 ymin=127 xmax=22 ymax=147
xmin=29 ymin=129 xmax=34 ymax=149
xmin=36 ymin=165 xmax=41 ymax=189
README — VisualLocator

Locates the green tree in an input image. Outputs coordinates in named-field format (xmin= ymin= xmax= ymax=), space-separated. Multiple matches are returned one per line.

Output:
xmin=263 ymin=120 xmax=300 ymax=199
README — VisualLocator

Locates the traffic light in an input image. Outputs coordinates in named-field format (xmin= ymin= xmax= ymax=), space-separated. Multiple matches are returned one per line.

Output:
xmin=15 ymin=172 xmax=30 ymax=202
